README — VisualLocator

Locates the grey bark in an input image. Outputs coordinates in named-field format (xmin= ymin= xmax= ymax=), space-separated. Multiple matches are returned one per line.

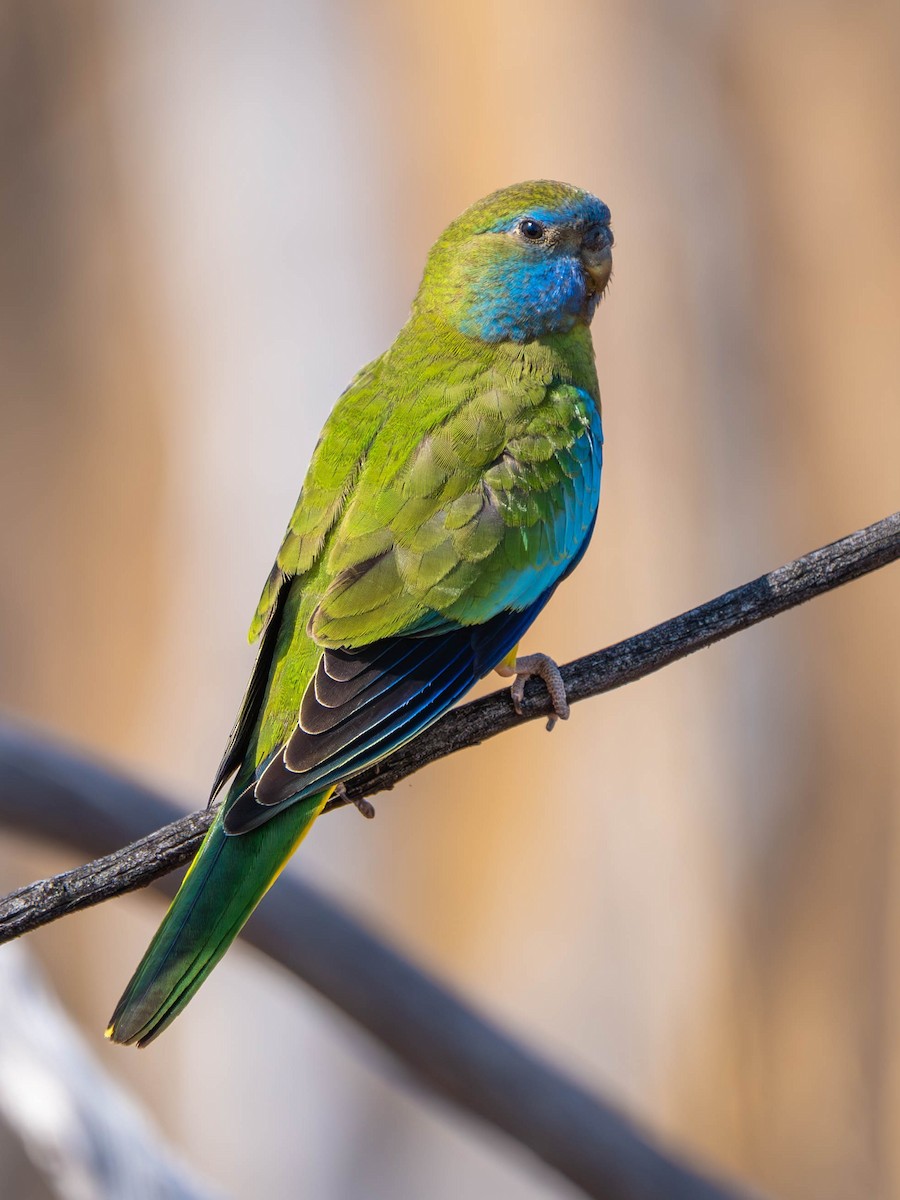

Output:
xmin=1 ymin=512 xmax=897 ymax=937
xmin=0 ymin=511 xmax=897 ymax=1199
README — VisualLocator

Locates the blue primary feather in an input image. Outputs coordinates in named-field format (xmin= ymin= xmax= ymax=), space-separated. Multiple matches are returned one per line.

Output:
xmin=223 ymin=590 xmax=557 ymax=833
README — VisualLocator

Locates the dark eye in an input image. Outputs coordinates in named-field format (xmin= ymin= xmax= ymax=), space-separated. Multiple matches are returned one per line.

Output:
xmin=517 ymin=218 xmax=545 ymax=241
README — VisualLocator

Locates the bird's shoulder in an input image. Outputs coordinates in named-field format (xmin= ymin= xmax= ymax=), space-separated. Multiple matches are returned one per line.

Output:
xmin=308 ymin=342 xmax=602 ymax=645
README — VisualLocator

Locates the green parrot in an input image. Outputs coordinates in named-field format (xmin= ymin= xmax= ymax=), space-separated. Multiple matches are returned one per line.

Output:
xmin=108 ymin=180 xmax=613 ymax=1046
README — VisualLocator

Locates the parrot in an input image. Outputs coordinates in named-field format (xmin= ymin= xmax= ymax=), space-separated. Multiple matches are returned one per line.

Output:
xmin=107 ymin=179 xmax=613 ymax=1046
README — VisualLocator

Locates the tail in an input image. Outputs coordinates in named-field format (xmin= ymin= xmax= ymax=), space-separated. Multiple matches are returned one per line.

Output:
xmin=106 ymin=790 xmax=328 ymax=1047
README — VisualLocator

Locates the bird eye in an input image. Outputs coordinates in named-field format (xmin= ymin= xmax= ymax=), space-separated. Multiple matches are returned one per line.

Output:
xmin=517 ymin=218 xmax=545 ymax=241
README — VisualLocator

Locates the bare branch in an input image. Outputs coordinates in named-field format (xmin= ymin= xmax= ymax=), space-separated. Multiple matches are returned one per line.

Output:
xmin=334 ymin=510 xmax=900 ymax=809
xmin=0 ymin=731 xmax=761 ymax=1200
xmin=3 ymin=515 xmax=893 ymax=1199
xmin=1 ymin=512 xmax=896 ymax=943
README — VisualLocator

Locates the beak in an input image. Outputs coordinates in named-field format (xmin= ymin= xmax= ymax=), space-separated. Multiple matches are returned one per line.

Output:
xmin=583 ymin=245 xmax=612 ymax=295
xmin=581 ymin=224 xmax=613 ymax=296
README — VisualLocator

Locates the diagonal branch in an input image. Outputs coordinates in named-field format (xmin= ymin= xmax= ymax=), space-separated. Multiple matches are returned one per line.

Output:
xmin=0 ymin=511 xmax=897 ymax=943
xmin=0 ymin=513 xmax=897 ymax=1200
xmin=0 ymin=731 xmax=761 ymax=1200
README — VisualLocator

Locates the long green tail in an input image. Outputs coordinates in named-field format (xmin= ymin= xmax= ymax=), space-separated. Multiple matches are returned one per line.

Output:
xmin=107 ymin=790 xmax=328 ymax=1047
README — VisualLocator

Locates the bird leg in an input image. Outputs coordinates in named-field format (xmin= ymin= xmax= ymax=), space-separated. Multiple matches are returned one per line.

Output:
xmin=495 ymin=652 xmax=570 ymax=731
xmin=332 ymin=781 xmax=376 ymax=819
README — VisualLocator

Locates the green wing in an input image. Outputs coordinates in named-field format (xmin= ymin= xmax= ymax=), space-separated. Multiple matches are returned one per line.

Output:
xmin=309 ymin=374 xmax=599 ymax=643
xmin=247 ymin=358 xmax=388 ymax=643
xmin=216 ymin=354 xmax=601 ymax=831
xmin=211 ymin=357 xmax=390 ymax=796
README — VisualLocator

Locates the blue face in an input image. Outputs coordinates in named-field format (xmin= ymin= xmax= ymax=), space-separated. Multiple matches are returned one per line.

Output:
xmin=455 ymin=194 xmax=613 ymax=343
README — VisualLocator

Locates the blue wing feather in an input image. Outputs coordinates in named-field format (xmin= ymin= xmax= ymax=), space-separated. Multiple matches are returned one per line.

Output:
xmin=222 ymin=593 xmax=552 ymax=834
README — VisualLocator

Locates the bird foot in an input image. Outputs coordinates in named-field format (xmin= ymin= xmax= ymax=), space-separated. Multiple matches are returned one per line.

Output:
xmin=333 ymin=781 xmax=376 ymax=819
xmin=496 ymin=652 xmax=570 ymax=731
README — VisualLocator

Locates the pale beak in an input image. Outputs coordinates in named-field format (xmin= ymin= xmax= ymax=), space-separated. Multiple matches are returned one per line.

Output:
xmin=581 ymin=223 xmax=613 ymax=296
xmin=584 ymin=245 xmax=612 ymax=295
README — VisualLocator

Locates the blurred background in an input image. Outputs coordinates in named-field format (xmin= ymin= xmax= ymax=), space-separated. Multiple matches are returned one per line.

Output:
xmin=1 ymin=1 xmax=899 ymax=1197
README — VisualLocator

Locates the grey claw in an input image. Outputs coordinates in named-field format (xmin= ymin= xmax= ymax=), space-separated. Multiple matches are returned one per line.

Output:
xmin=334 ymin=782 xmax=376 ymax=819
xmin=508 ymin=652 xmax=570 ymax=730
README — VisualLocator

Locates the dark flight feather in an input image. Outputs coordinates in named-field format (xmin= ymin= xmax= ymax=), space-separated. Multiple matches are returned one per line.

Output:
xmin=222 ymin=595 xmax=551 ymax=835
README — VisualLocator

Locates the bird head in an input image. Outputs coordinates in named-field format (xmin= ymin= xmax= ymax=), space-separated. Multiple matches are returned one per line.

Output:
xmin=416 ymin=180 xmax=613 ymax=344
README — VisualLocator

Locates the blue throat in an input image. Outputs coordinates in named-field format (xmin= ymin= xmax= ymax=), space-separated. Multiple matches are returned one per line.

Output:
xmin=457 ymin=255 xmax=595 ymax=343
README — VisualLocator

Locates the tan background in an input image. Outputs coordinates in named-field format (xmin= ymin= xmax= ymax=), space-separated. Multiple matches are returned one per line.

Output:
xmin=1 ymin=2 xmax=899 ymax=1197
